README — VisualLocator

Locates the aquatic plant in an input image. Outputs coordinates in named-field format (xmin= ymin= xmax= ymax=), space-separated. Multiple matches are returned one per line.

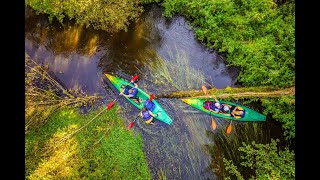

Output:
xmin=145 ymin=47 xmax=206 ymax=91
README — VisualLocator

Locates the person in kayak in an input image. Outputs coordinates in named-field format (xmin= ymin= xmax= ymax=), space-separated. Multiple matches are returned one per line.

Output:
xmin=120 ymin=84 xmax=141 ymax=104
xmin=220 ymin=104 xmax=233 ymax=116
xmin=207 ymin=98 xmax=222 ymax=113
xmin=143 ymin=99 xmax=155 ymax=111
xmin=140 ymin=107 xmax=158 ymax=125
xmin=230 ymin=106 xmax=245 ymax=119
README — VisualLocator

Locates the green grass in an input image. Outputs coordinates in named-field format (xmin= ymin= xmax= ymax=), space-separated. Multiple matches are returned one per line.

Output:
xmin=25 ymin=105 xmax=151 ymax=179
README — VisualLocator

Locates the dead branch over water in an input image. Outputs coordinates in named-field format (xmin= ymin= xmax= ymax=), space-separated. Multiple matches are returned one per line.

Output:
xmin=25 ymin=53 xmax=102 ymax=133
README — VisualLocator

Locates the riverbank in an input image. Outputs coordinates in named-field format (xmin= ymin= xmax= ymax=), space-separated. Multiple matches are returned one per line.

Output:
xmin=25 ymin=105 xmax=151 ymax=179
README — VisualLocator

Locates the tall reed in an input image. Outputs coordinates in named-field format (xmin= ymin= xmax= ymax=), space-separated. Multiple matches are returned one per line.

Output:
xmin=145 ymin=47 xmax=206 ymax=91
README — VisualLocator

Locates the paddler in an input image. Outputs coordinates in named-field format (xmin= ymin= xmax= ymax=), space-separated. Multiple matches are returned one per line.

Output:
xmin=140 ymin=107 xmax=158 ymax=125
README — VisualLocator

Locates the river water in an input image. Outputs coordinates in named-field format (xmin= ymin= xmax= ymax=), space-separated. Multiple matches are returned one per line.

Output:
xmin=25 ymin=4 xmax=285 ymax=179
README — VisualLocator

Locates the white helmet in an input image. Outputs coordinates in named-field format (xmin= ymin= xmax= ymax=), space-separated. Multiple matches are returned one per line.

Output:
xmin=223 ymin=106 xmax=230 ymax=112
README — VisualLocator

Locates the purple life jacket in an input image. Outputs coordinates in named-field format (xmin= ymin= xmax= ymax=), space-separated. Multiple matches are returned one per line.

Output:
xmin=142 ymin=111 xmax=152 ymax=120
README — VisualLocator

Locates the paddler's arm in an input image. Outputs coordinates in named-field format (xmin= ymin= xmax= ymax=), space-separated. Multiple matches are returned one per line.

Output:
xmin=232 ymin=106 xmax=241 ymax=113
xmin=123 ymin=89 xmax=136 ymax=98
xmin=130 ymin=80 xmax=138 ymax=87
xmin=148 ymin=111 xmax=158 ymax=117
xmin=208 ymin=106 xmax=219 ymax=113
xmin=230 ymin=109 xmax=241 ymax=118
xmin=121 ymin=94 xmax=131 ymax=98
xmin=208 ymin=107 xmax=218 ymax=113
xmin=230 ymin=111 xmax=236 ymax=117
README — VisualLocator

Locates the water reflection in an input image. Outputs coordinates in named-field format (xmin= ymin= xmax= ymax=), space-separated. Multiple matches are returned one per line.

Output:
xmin=25 ymin=4 xmax=240 ymax=180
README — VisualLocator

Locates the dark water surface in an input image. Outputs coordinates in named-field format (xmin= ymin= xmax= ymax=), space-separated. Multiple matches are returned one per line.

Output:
xmin=25 ymin=4 xmax=285 ymax=179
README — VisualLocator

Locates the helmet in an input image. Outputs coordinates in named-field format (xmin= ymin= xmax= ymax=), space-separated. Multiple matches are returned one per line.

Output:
xmin=223 ymin=106 xmax=230 ymax=112
xmin=214 ymin=103 xmax=220 ymax=107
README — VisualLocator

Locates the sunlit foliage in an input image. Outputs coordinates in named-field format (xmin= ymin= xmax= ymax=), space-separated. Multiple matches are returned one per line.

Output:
xmin=162 ymin=0 xmax=295 ymax=87
xmin=26 ymin=107 xmax=151 ymax=179
xmin=28 ymin=124 xmax=81 ymax=179
xmin=25 ymin=0 xmax=144 ymax=32
xmin=261 ymin=96 xmax=295 ymax=140
xmin=224 ymin=139 xmax=295 ymax=179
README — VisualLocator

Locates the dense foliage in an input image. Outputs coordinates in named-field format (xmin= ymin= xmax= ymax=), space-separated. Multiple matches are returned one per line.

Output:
xmin=25 ymin=106 xmax=151 ymax=179
xmin=261 ymin=96 xmax=295 ymax=140
xmin=25 ymin=0 xmax=144 ymax=32
xmin=161 ymin=0 xmax=295 ymax=87
xmin=224 ymin=139 xmax=295 ymax=179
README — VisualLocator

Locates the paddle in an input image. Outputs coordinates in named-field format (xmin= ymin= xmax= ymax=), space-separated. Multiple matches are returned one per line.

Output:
xmin=226 ymin=120 xmax=232 ymax=134
xmin=131 ymin=75 xmax=139 ymax=84
xmin=202 ymin=85 xmax=217 ymax=130
xmin=128 ymin=114 xmax=140 ymax=129
xmin=210 ymin=111 xmax=217 ymax=130
xmin=148 ymin=94 xmax=155 ymax=102
xmin=107 ymin=98 xmax=118 ymax=110
xmin=107 ymin=75 xmax=139 ymax=110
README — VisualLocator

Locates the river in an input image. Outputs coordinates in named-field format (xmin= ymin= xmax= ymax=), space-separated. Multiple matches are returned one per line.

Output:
xmin=25 ymin=4 xmax=285 ymax=179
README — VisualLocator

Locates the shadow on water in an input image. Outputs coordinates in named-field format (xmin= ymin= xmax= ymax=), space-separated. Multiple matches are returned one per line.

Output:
xmin=25 ymin=4 xmax=286 ymax=180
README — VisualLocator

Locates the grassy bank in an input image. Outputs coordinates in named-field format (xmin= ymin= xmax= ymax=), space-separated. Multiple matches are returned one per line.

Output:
xmin=25 ymin=105 xmax=151 ymax=179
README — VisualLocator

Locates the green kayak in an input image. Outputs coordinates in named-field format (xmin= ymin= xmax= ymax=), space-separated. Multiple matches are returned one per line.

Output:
xmin=105 ymin=73 xmax=173 ymax=125
xmin=181 ymin=98 xmax=266 ymax=122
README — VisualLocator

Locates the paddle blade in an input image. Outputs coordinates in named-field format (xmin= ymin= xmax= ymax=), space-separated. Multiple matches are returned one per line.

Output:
xmin=226 ymin=122 xmax=232 ymax=134
xmin=202 ymin=85 xmax=207 ymax=95
xmin=211 ymin=118 xmax=217 ymax=130
xmin=131 ymin=75 xmax=139 ymax=81
xmin=107 ymin=101 xmax=115 ymax=110
xmin=148 ymin=94 xmax=155 ymax=102
xmin=128 ymin=121 xmax=135 ymax=129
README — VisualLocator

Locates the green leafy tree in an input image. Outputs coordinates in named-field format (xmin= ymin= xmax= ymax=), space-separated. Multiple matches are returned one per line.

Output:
xmin=224 ymin=139 xmax=295 ymax=179
xmin=261 ymin=96 xmax=295 ymax=140
xmin=161 ymin=0 xmax=295 ymax=87
xmin=26 ymin=0 xmax=144 ymax=32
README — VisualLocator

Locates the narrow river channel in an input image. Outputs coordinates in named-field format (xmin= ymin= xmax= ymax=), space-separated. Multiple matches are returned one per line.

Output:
xmin=25 ymin=4 xmax=285 ymax=179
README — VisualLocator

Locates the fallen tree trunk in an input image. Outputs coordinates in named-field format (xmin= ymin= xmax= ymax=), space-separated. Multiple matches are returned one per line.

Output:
xmin=156 ymin=86 xmax=295 ymax=99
